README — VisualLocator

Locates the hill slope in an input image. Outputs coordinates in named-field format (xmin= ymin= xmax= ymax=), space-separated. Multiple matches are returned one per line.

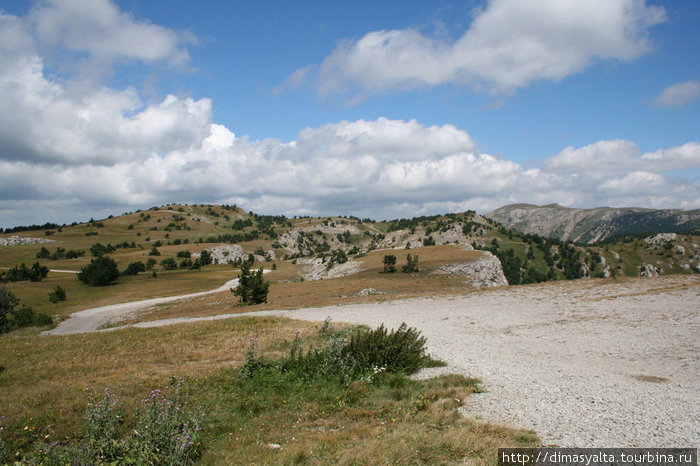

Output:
xmin=485 ymin=203 xmax=700 ymax=243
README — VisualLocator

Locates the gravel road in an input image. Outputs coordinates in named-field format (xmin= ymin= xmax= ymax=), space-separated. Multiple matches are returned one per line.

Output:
xmin=44 ymin=276 xmax=241 ymax=335
xmin=131 ymin=276 xmax=699 ymax=448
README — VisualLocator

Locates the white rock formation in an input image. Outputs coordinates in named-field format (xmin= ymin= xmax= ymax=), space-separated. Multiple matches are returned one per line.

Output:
xmin=645 ymin=233 xmax=677 ymax=244
xmin=638 ymin=263 xmax=662 ymax=277
xmin=194 ymin=244 xmax=245 ymax=264
xmin=0 ymin=236 xmax=55 ymax=246
xmin=297 ymin=258 xmax=363 ymax=281
xmin=436 ymin=251 xmax=508 ymax=287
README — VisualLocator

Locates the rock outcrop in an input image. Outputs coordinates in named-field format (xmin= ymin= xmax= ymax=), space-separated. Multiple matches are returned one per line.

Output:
xmin=195 ymin=244 xmax=245 ymax=264
xmin=297 ymin=258 xmax=363 ymax=281
xmin=436 ymin=251 xmax=508 ymax=287
xmin=0 ymin=236 xmax=55 ymax=246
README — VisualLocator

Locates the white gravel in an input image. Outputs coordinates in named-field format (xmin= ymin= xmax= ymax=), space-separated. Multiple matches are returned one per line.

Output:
xmin=131 ymin=276 xmax=700 ymax=448
xmin=52 ymin=275 xmax=700 ymax=447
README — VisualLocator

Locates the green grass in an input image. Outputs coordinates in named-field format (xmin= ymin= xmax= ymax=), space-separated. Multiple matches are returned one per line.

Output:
xmin=0 ymin=316 xmax=538 ymax=465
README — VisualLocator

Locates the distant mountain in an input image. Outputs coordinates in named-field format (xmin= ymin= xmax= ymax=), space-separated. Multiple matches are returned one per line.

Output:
xmin=485 ymin=203 xmax=700 ymax=243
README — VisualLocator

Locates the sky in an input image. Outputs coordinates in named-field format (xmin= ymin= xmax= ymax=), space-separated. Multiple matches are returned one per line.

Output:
xmin=0 ymin=0 xmax=698 ymax=228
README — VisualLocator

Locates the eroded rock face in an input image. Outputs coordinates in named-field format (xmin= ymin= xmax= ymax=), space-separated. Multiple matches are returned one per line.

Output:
xmin=638 ymin=263 xmax=662 ymax=277
xmin=195 ymin=244 xmax=245 ymax=264
xmin=297 ymin=258 xmax=363 ymax=281
xmin=645 ymin=233 xmax=677 ymax=245
xmin=437 ymin=251 xmax=508 ymax=287
xmin=0 ymin=236 xmax=55 ymax=246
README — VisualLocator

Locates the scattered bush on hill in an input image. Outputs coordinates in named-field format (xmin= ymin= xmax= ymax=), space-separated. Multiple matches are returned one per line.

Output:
xmin=2 ymin=262 xmax=49 ymax=282
xmin=0 ymin=285 xmax=52 ymax=333
xmin=48 ymin=285 xmax=67 ymax=303
xmin=78 ymin=256 xmax=120 ymax=286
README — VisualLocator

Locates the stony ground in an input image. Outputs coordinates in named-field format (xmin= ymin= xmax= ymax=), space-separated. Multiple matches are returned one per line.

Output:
xmin=52 ymin=275 xmax=700 ymax=447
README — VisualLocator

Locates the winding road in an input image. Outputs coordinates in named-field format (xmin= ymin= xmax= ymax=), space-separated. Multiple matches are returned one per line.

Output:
xmin=44 ymin=276 xmax=241 ymax=335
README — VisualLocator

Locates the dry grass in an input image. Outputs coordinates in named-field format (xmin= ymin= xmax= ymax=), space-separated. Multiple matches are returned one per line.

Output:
xmin=0 ymin=316 xmax=320 ymax=443
xmin=115 ymin=245 xmax=491 ymax=325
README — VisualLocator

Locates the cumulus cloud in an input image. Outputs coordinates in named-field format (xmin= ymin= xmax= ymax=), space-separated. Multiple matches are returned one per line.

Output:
xmin=0 ymin=0 xmax=698 ymax=228
xmin=2 ymin=111 xmax=699 ymax=227
xmin=290 ymin=0 xmax=666 ymax=100
xmin=653 ymin=80 xmax=700 ymax=108
xmin=543 ymin=140 xmax=700 ymax=175
xmin=28 ymin=0 xmax=190 ymax=65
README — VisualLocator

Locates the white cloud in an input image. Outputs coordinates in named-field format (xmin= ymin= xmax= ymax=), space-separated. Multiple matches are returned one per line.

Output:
xmin=298 ymin=0 xmax=666 ymax=100
xmin=28 ymin=0 xmax=190 ymax=65
xmin=653 ymin=80 xmax=700 ymax=108
xmin=0 ymin=1 xmax=698 ymax=228
xmin=2 ymin=112 xmax=699 ymax=227
xmin=543 ymin=140 xmax=700 ymax=175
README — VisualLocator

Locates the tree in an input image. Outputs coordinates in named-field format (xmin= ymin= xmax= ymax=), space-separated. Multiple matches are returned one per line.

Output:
xmin=0 ymin=285 xmax=19 ymax=331
xmin=78 ymin=256 xmax=120 ymax=286
xmin=382 ymin=255 xmax=397 ymax=273
xmin=402 ymin=254 xmax=419 ymax=273
xmin=48 ymin=285 xmax=67 ymax=303
xmin=198 ymin=249 xmax=213 ymax=266
xmin=122 ymin=261 xmax=146 ymax=276
xmin=160 ymin=258 xmax=178 ymax=270
xmin=231 ymin=261 xmax=269 ymax=305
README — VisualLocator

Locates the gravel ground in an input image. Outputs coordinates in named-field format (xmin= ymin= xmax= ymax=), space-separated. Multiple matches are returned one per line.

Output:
xmin=55 ymin=275 xmax=700 ymax=447
xmin=131 ymin=276 xmax=699 ymax=447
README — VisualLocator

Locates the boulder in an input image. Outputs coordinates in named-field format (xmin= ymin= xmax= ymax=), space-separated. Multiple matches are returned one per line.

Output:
xmin=436 ymin=251 xmax=508 ymax=287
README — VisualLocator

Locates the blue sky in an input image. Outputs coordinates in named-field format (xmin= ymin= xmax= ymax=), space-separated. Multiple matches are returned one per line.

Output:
xmin=0 ymin=0 xmax=698 ymax=227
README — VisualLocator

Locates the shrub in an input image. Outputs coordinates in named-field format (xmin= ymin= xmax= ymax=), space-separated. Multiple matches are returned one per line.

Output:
xmin=148 ymin=247 xmax=161 ymax=256
xmin=160 ymin=258 xmax=178 ymax=270
xmin=78 ymin=256 xmax=120 ymax=286
xmin=48 ymin=285 xmax=67 ymax=303
xmin=122 ymin=261 xmax=146 ymax=276
xmin=342 ymin=323 xmax=432 ymax=375
xmin=1 ymin=287 xmax=52 ymax=333
xmin=31 ymin=384 xmax=204 ymax=464
xmin=231 ymin=261 xmax=269 ymax=305
xmin=382 ymin=255 xmax=397 ymax=273
xmin=271 ymin=322 xmax=439 ymax=384
xmin=198 ymin=249 xmax=212 ymax=266
xmin=402 ymin=254 xmax=419 ymax=273
xmin=3 ymin=262 xmax=49 ymax=282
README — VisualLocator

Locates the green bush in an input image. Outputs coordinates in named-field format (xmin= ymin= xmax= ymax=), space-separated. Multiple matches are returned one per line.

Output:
xmin=160 ymin=258 xmax=178 ymax=270
xmin=343 ymin=323 xmax=432 ymax=375
xmin=267 ymin=322 xmax=440 ymax=384
xmin=48 ymin=285 xmax=67 ymax=303
xmin=1 ymin=287 xmax=52 ymax=333
xmin=122 ymin=261 xmax=146 ymax=276
xmin=3 ymin=262 xmax=49 ymax=282
xmin=78 ymin=256 xmax=120 ymax=286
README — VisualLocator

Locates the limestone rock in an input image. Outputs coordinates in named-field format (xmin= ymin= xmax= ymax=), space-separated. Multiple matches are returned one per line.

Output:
xmin=645 ymin=233 xmax=677 ymax=245
xmin=194 ymin=244 xmax=245 ymax=264
xmin=638 ymin=263 xmax=662 ymax=277
xmin=297 ymin=258 xmax=363 ymax=281
xmin=436 ymin=251 xmax=508 ymax=287
xmin=0 ymin=236 xmax=55 ymax=246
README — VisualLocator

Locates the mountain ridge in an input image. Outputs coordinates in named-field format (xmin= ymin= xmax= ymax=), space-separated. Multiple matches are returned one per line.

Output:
xmin=486 ymin=203 xmax=700 ymax=243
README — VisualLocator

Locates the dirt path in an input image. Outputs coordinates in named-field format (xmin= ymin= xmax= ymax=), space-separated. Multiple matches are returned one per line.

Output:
xmin=44 ymin=276 xmax=241 ymax=335
xmin=123 ymin=275 xmax=699 ymax=447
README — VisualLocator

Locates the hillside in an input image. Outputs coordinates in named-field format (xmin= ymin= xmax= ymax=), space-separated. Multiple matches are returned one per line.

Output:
xmin=486 ymin=203 xmax=700 ymax=243
xmin=1 ymin=203 xmax=699 ymax=326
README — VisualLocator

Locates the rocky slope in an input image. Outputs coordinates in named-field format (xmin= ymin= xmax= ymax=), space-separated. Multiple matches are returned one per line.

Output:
xmin=486 ymin=203 xmax=700 ymax=243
